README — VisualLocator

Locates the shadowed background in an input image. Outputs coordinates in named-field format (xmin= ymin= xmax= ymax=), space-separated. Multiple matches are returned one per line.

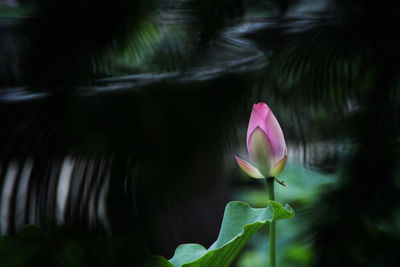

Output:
xmin=0 ymin=0 xmax=399 ymax=266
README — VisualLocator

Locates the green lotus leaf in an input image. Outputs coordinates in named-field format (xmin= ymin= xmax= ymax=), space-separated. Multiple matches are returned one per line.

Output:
xmin=168 ymin=200 xmax=294 ymax=267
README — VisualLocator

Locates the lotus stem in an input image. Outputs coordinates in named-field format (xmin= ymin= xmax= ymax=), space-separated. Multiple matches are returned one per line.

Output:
xmin=267 ymin=177 xmax=276 ymax=267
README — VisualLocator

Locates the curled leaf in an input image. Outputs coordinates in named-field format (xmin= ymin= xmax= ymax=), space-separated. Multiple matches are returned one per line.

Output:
xmin=168 ymin=201 xmax=294 ymax=267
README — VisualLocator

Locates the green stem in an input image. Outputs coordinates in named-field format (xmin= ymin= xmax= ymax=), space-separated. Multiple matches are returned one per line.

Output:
xmin=267 ymin=177 xmax=276 ymax=267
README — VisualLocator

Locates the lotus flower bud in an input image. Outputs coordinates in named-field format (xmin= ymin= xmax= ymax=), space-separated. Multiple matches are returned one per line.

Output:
xmin=235 ymin=103 xmax=287 ymax=179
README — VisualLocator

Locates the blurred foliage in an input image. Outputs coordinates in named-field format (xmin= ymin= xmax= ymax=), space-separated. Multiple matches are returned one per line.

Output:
xmin=0 ymin=0 xmax=247 ymax=87
xmin=236 ymin=161 xmax=337 ymax=206
xmin=283 ymin=244 xmax=314 ymax=266
xmin=100 ymin=18 xmax=162 ymax=75
xmin=0 ymin=0 xmax=157 ymax=87
xmin=0 ymin=224 xmax=171 ymax=267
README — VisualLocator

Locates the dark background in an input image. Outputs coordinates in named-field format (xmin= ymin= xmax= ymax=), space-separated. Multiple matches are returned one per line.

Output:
xmin=0 ymin=0 xmax=399 ymax=266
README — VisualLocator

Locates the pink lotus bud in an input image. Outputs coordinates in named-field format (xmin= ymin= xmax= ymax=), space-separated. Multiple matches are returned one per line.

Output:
xmin=235 ymin=103 xmax=287 ymax=178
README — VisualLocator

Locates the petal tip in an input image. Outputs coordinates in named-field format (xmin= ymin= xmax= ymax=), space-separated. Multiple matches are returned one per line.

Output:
xmin=235 ymin=155 xmax=265 ymax=179
xmin=252 ymin=102 xmax=270 ymax=118
xmin=253 ymin=102 xmax=268 ymax=108
xmin=270 ymin=155 xmax=287 ymax=177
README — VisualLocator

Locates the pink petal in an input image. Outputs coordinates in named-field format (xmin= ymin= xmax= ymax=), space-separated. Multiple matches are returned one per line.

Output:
xmin=265 ymin=109 xmax=287 ymax=165
xmin=253 ymin=102 xmax=270 ymax=117
xmin=247 ymin=127 xmax=273 ymax=177
xmin=235 ymin=156 xmax=265 ymax=179
xmin=247 ymin=103 xmax=270 ymax=151
xmin=270 ymin=155 xmax=287 ymax=177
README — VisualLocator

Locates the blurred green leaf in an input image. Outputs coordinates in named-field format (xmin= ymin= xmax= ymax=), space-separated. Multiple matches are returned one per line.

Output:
xmin=236 ymin=161 xmax=337 ymax=208
xmin=284 ymin=244 xmax=314 ymax=265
